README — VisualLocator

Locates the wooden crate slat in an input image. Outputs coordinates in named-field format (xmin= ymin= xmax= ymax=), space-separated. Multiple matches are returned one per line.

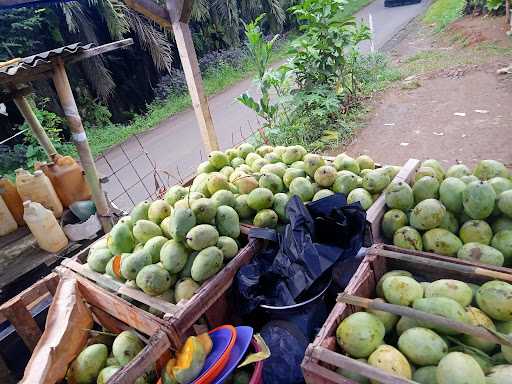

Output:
xmin=302 ymin=357 xmax=355 ymax=384
xmin=61 ymin=259 xmax=178 ymax=315
xmin=109 ymin=329 xmax=170 ymax=384
xmin=366 ymin=158 xmax=420 ymax=241
xmin=168 ymin=239 xmax=261 ymax=338
xmin=1 ymin=298 xmax=42 ymax=351
xmin=56 ymin=268 xmax=164 ymax=337
xmin=0 ymin=273 xmax=57 ymax=324
xmin=310 ymin=346 xmax=416 ymax=384
xmin=374 ymin=248 xmax=512 ymax=282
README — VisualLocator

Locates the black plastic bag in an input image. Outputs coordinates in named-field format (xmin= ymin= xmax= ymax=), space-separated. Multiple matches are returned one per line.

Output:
xmin=234 ymin=194 xmax=367 ymax=314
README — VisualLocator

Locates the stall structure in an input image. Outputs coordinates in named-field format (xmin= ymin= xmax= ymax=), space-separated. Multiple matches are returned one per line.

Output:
xmin=0 ymin=40 xmax=133 ymax=302
xmin=0 ymin=39 xmax=134 ymax=232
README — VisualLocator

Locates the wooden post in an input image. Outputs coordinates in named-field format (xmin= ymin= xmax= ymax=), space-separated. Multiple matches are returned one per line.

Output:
xmin=166 ymin=0 xmax=219 ymax=153
xmin=506 ymin=0 xmax=510 ymax=27
xmin=171 ymin=22 xmax=219 ymax=152
xmin=51 ymin=58 xmax=112 ymax=232
xmin=13 ymin=95 xmax=57 ymax=159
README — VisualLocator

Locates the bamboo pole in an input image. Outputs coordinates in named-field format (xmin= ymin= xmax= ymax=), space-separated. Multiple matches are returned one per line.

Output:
xmin=13 ymin=95 xmax=57 ymax=159
xmin=51 ymin=58 xmax=112 ymax=232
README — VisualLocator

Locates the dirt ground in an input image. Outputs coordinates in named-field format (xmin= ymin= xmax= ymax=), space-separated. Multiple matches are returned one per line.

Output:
xmin=337 ymin=16 xmax=512 ymax=170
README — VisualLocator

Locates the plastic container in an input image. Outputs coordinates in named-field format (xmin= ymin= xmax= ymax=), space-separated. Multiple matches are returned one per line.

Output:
xmin=23 ymin=200 xmax=68 ymax=252
xmin=0 ymin=177 xmax=24 ymax=225
xmin=258 ymin=275 xmax=332 ymax=340
xmin=36 ymin=156 xmax=91 ymax=208
xmin=0 ymin=195 xmax=18 ymax=236
xmin=16 ymin=169 xmax=63 ymax=218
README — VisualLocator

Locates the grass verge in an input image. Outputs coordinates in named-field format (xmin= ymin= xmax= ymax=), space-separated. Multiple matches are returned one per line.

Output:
xmin=423 ymin=0 xmax=465 ymax=31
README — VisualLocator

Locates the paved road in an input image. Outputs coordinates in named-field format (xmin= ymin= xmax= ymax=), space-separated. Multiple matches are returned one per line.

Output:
xmin=96 ymin=0 xmax=431 ymax=210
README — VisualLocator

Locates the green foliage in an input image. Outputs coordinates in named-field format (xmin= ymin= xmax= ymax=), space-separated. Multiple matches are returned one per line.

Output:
xmin=486 ymin=0 xmax=505 ymax=11
xmin=237 ymin=15 xmax=287 ymax=129
xmin=20 ymin=101 xmax=75 ymax=169
xmin=237 ymin=0 xmax=389 ymax=152
xmin=423 ymin=0 xmax=465 ymax=31
xmin=287 ymin=0 xmax=370 ymax=92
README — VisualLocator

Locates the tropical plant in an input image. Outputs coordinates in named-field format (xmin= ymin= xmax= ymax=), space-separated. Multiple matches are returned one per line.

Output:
xmin=287 ymin=0 xmax=370 ymax=95
xmin=237 ymin=15 xmax=286 ymax=129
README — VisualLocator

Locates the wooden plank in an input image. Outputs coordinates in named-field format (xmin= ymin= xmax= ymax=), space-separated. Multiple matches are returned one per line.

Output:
xmin=302 ymin=358 xmax=356 ymax=384
xmin=310 ymin=347 xmax=416 ymax=384
xmin=339 ymin=294 xmax=512 ymax=347
xmin=1 ymin=298 xmax=42 ymax=351
xmin=123 ymin=0 xmax=172 ymax=28
xmin=60 ymin=269 xmax=166 ymax=337
xmin=366 ymin=158 xmax=420 ymax=241
xmin=109 ymin=329 xmax=170 ymax=384
xmin=168 ymin=18 xmax=219 ymax=153
xmin=376 ymin=248 xmax=512 ymax=282
xmin=167 ymin=239 xmax=261 ymax=343
xmin=0 ymin=273 xmax=57 ymax=323
xmin=60 ymin=259 xmax=178 ymax=315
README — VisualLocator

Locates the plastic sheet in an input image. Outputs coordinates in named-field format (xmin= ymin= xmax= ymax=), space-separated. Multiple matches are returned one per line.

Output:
xmin=235 ymin=194 xmax=367 ymax=314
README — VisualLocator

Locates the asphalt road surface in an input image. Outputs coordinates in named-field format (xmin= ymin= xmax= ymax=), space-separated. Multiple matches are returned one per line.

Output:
xmin=96 ymin=0 xmax=431 ymax=210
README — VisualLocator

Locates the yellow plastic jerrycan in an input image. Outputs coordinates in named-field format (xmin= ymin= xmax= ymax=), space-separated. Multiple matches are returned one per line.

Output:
xmin=23 ymin=200 xmax=68 ymax=252
xmin=0 ymin=195 xmax=18 ymax=236
xmin=16 ymin=168 xmax=63 ymax=218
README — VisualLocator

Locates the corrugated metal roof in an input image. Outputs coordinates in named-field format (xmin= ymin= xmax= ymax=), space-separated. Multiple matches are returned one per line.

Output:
xmin=0 ymin=42 xmax=94 ymax=81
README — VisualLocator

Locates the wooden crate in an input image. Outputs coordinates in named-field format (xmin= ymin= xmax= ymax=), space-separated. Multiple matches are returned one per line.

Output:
xmin=302 ymin=244 xmax=512 ymax=384
xmin=365 ymin=158 xmax=420 ymax=242
xmin=0 ymin=270 xmax=172 ymax=384
xmin=60 ymin=231 xmax=262 ymax=349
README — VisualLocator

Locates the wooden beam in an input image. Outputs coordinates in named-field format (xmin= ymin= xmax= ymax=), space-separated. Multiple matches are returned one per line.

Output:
xmin=123 ymin=0 xmax=172 ymax=28
xmin=12 ymin=95 xmax=57 ymax=159
xmin=168 ymin=19 xmax=219 ymax=152
xmin=51 ymin=58 xmax=113 ymax=232
xmin=167 ymin=0 xmax=193 ymax=23
xmin=1 ymin=298 xmax=42 ymax=351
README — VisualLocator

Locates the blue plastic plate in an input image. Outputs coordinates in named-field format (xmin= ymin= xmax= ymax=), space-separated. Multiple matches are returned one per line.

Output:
xmin=211 ymin=326 xmax=254 ymax=384
xmin=192 ymin=326 xmax=235 ymax=384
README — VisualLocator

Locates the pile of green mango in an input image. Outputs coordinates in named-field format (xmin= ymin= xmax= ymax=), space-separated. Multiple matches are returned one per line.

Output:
xmin=67 ymin=330 xmax=150 ymax=384
xmin=189 ymin=143 xmax=398 ymax=228
xmin=336 ymin=271 xmax=512 ymax=384
xmin=87 ymin=188 xmax=242 ymax=308
xmin=382 ymin=159 xmax=512 ymax=267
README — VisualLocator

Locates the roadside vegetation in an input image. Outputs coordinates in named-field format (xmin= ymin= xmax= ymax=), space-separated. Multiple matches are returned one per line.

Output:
xmin=1 ymin=0 xmax=377 ymax=178
xmin=237 ymin=0 xmax=400 ymax=152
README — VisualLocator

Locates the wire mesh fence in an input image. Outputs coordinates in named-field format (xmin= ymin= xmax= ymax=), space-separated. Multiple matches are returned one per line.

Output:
xmin=96 ymin=118 xmax=267 ymax=212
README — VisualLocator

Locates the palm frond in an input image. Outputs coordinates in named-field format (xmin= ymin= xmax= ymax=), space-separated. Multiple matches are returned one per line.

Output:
xmin=97 ymin=0 xmax=130 ymax=40
xmin=264 ymin=0 xmax=286 ymax=31
xmin=124 ymin=8 xmax=173 ymax=73
xmin=191 ymin=0 xmax=210 ymax=22
xmin=59 ymin=3 xmax=115 ymax=99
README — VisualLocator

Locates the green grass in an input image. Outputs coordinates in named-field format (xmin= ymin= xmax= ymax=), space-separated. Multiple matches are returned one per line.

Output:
xmin=399 ymin=42 xmax=512 ymax=78
xmin=423 ymin=0 xmax=465 ymax=31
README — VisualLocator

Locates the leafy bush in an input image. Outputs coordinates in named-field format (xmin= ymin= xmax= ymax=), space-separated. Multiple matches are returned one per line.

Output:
xmin=237 ymin=1 xmax=395 ymax=152
xmin=287 ymin=0 xmax=370 ymax=93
